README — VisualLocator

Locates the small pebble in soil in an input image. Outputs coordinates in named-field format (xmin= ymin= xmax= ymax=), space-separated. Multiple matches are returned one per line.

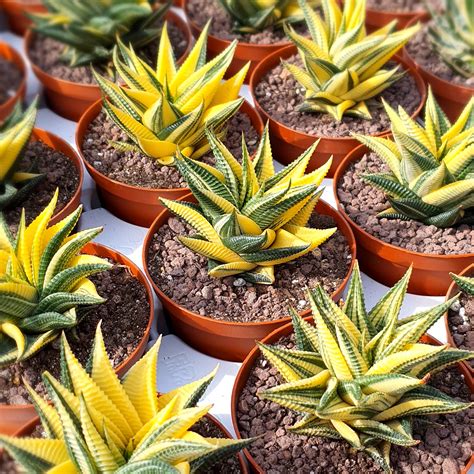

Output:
xmin=449 ymin=289 xmax=474 ymax=368
xmin=0 ymin=56 xmax=21 ymax=105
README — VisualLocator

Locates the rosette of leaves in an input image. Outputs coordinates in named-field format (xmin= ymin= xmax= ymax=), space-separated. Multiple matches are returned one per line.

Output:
xmin=30 ymin=0 xmax=171 ymax=67
xmin=450 ymin=272 xmax=474 ymax=295
xmin=283 ymin=0 xmax=419 ymax=120
xmin=0 ymin=99 xmax=44 ymax=212
xmin=257 ymin=261 xmax=474 ymax=472
xmin=0 ymin=191 xmax=111 ymax=367
xmin=160 ymin=126 xmax=335 ymax=284
xmin=357 ymin=89 xmax=474 ymax=228
xmin=218 ymin=0 xmax=319 ymax=33
xmin=0 ymin=324 xmax=252 ymax=473
xmin=93 ymin=22 xmax=248 ymax=165
xmin=427 ymin=0 xmax=474 ymax=78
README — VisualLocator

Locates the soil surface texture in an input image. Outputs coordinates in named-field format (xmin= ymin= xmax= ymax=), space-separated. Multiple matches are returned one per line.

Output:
xmin=406 ymin=22 xmax=474 ymax=88
xmin=237 ymin=336 xmax=474 ymax=473
xmin=0 ymin=264 xmax=150 ymax=405
xmin=337 ymin=152 xmax=474 ymax=255
xmin=3 ymin=140 xmax=80 ymax=233
xmin=147 ymin=213 xmax=352 ymax=322
xmin=255 ymin=56 xmax=422 ymax=138
xmin=448 ymin=291 xmax=474 ymax=368
xmin=27 ymin=19 xmax=187 ymax=85
xmin=81 ymin=109 xmax=259 ymax=189
xmin=0 ymin=56 xmax=22 ymax=105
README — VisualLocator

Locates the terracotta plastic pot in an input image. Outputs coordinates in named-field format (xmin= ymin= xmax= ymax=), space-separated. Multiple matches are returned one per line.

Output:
xmin=250 ymin=45 xmax=427 ymax=178
xmin=231 ymin=320 xmax=474 ymax=473
xmin=444 ymin=264 xmax=474 ymax=381
xmin=23 ymin=10 xmax=192 ymax=122
xmin=365 ymin=7 xmax=428 ymax=31
xmin=403 ymin=18 xmax=474 ymax=122
xmin=333 ymin=144 xmax=474 ymax=296
xmin=0 ymin=42 xmax=27 ymax=121
xmin=3 ymin=413 xmax=249 ymax=473
xmin=184 ymin=1 xmax=291 ymax=83
xmin=0 ymin=242 xmax=155 ymax=435
xmin=76 ymin=98 xmax=264 ymax=227
xmin=173 ymin=0 xmax=183 ymax=6
xmin=1 ymin=0 xmax=46 ymax=35
xmin=31 ymin=128 xmax=83 ymax=226
xmin=143 ymin=193 xmax=357 ymax=362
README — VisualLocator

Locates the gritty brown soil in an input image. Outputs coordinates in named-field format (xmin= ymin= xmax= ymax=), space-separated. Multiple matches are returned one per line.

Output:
xmin=337 ymin=152 xmax=474 ymax=255
xmin=147 ymin=213 xmax=352 ymax=322
xmin=0 ymin=264 xmax=150 ymax=405
xmin=366 ymin=0 xmax=425 ymax=11
xmin=3 ymin=140 xmax=80 ymax=233
xmin=237 ymin=335 xmax=474 ymax=473
xmin=406 ymin=22 xmax=474 ymax=88
xmin=255 ymin=56 xmax=422 ymax=138
xmin=448 ymin=290 xmax=474 ymax=368
xmin=81 ymin=109 xmax=259 ymax=189
xmin=27 ymin=19 xmax=187 ymax=85
xmin=0 ymin=56 xmax=22 ymax=105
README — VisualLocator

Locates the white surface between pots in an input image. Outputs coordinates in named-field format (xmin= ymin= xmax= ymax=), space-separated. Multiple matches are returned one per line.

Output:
xmin=0 ymin=9 xmax=449 ymax=436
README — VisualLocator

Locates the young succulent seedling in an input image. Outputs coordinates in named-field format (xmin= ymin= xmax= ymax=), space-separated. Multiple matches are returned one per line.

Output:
xmin=160 ymin=126 xmax=335 ymax=284
xmin=0 ymin=324 xmax=252 ymax=473
xmin=94 ymin=22 xmax=248 ymax=165
xmin=428 ymin=0 xmax=474 ymax=79
xmin=0 ymin=192 xmax=111 ymax=367
xmin=450 ymin=272 xmax=474 ymax=295
xmin=258 ymin=261 xmax=474 ymax=472
xmin=357 ymin=89 xmax=474 ymax=228
xmin=30 ymin=0 xmax=171 ymax=67
xmin=283 ymin=0 xmax=419 ymax=121
xmin=0 ymin=100 xmax=44 ymax=212
xmin=218 ymin=0 xmax=318 ymax=33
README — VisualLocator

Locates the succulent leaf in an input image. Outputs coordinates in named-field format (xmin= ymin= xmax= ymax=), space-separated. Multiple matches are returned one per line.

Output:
xmin=450 ymin=272 xmax=474 ymax=296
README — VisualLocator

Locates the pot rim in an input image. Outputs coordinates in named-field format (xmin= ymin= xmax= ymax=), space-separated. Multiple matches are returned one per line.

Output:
xmin=231 ymin=318 xmax=474 ymax=473
xmin=75 ymin=97 xmax=264 ymax=194
xmin=0 ymin=41 xmax=27 ymax=116
xmin=249 ymin=44 xmax=427 ymax=143
xmin=23 ymin=9 xmax=193 ymax=92
xmin=332 ymin=143 xmax=474 ymax=261
xmin=0 ymin=241 xmax=155 ymax=415
xmin=365 ymin=5 xmax=427 ymax=16
xmin=142 ymin=192 xmax=357 ymax=329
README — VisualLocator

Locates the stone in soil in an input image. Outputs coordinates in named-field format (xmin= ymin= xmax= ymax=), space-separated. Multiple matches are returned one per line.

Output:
xmin=255 ymin=56 xmax=421 ymax=138
xmin=337 ymin=152 xmax=474 ymax=255
xmin=81 ymin=109 xmax=259 ymax=189
xmin=27 ymin=19 xmax=187 ymax=85
xmin=3 ymin=140 xmax=80 ymax=234
xmin=237 ymin=335 xmax=474 ymax=473
xmin=449 ymin=290 xmax=474 ymax=368
xmin=146 ymin=213 xmax=352 ymax=322
xmin=0 ymin=56 xmax=22 ymax=105
xmin=406 ymin=22 xmax=474 ymax=88
xmin=0 ymin=264 xmax=150 ymax=405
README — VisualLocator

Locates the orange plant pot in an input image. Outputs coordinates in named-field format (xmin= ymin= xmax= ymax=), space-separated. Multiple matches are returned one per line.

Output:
xmin=1 ymin=0 xmax=46 ymax=35
xmin=333 ymin=144 xmax=474 ymax=296
xmin=0 ymin=42 xmax=27 ymax=121
xmin=23 ymin=10 xmax=192 ymax=122
xmin=76 ymin=98 xmax=264 ymax=227
xmin=184 ymin=1 xmax=291 ymax=84
xmin=365 ymin=7 xmax=428 ymax=31
xmin=402 ymin=18 xmax=474 ymax=123
xmin=173 ymin=0 xmax=183 ymax=6
xmin=250 ymin=45 xmax=427 ymax=178
xmin=231 ymin=321 xmax=474 ymax=473
xmin=0 ymin=242 xmax=155 ymax=435
xmin=31 ymin=128 xmax=83 ymax=226
xmin=444 ymin=263 xmax=474 ymax=381
xmin=143 ymin=193 xmax=356 ymax=362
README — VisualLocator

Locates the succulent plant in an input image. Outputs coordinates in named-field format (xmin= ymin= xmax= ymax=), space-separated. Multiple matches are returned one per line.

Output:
xmin=0 ymin=192 xmax=111 ymax=367
xmin=160 ymin=126 xmax=335 ymax=284
xmin=218 ymin=0 xmax=319 ymax=33
xmin=258 ymin=261 xmax=474 ymax=472
xmin=427 ymin=0 xmax=474 ymax=79
xmin=94 ymin=22 xmax=248 ymax=165
xmin=0 ymin=100 xmax=44 ymax=212
xmin=450 ymin=272 xmax=474 ymax=295
xmin=357 ymin=89 xmax=474 ymax=228
xmin=30 ymin=0 xmax=171 ymax=67
xmin=0 ymin=324 xmax=252 ymax=473
xmin=283 ymin=0 xmax=419 ymax=121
